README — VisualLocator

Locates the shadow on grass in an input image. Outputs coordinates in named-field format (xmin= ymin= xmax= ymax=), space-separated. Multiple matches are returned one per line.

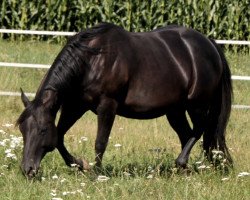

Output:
xmin=27 ymin=150 xmax=233 ymax=182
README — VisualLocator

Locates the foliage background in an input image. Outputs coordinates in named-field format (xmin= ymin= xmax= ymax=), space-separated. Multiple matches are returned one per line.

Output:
xmin=0 ymin=0 xmax=249 ymax=41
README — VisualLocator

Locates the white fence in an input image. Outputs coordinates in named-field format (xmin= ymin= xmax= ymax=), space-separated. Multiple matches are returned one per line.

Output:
xmin=0 ymin=29 xmax=249 ymax=109
xmin=1 ymin=28 xmax=250 ymax=45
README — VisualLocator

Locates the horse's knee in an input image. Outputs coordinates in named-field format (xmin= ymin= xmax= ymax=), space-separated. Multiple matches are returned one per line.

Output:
xmin=95 ymin=141 xmax=107 ymax=153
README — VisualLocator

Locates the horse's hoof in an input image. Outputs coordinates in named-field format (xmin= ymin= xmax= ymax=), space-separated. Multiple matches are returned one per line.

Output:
xmin=82 ymin=159 xmax=90 ymax=171
xmin=175 ymin=158 xmax=187 ymax=168
xmin=73 ymin=158 xmax=90 ymax=171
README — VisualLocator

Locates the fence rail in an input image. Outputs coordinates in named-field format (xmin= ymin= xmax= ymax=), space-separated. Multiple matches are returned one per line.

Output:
xmin=1 ymin=62 xmax=249 ymax=81
xmin=0 ymin=62 xmax=50 ymax=69
xmin=0 ymin=29 xmax=75 ymax=36
xmin=1 ymin=29 xmax=250 ymax=45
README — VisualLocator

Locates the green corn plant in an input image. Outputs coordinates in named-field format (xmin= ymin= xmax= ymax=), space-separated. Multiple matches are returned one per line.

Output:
xmin=0 ymin=0 xmax=249 ymax=51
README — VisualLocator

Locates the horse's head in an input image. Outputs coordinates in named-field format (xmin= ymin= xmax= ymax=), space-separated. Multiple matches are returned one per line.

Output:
xmin=17 ymin=89 xmax=58 ymax=178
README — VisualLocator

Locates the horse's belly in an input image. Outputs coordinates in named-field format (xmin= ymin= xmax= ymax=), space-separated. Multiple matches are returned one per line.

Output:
xmin=117 ymin=92 xmax=183 ymax=119
xmin=117 ymin=105 xmax=168 ymax=119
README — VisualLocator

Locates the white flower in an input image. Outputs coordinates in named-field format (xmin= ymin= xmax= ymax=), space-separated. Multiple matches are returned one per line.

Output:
xmin=147 ymin=174 xmax=153 ymax=179
xmin=197 ymin=165 xmax=207 ymax=169
xmin=5 ymin=149 xmax=11 ymax=154
xmin=80 ymin=182 xmax=86 ymax=187
xmin=97 ymin=175 xmax=110 ymax=182
xmin=79 ymin=136 xmax=88 ymax=143
xmin=221 ymin=177 xmax=229 ymax=181
xmin=62 ymin=192 xmax=69 ymax=196
xmin=5 ymin=149 xmax=17 ymax=159
xmin=114 ymin=143 xmax=122 ymax=148
xmin=123 ymin=172 xmax=131 ymax=176
xmin=51 ymin=198 xmax=63 ymax=200
xmin=77 ymin=189 xmax=83 ymax=194
xmin=2 ymin=123 xmax=13 ymax=127
xmin=0 ymin=141 xmax=6 ymax=146
xmin=238 ymin=172 xmax=250 ymax=177
xmin=52 ymin=174 xmax=58 ymax=179
xmin=81 ymin=137 xmax=88 ymax=141
xmin=10 ymin=136 xmax=22 ymax=149
xmin=6 ymin=153 xmax=17 ymax=160
xmin=41 ymin=177 xmax=46 ymax=181
xmin=60 ymin=178 xmax=66 ymax=183
xmin=50 ymin=192 xmax=57 ymax=197
xmin=0 ymin=130 xmax=6 ymax=134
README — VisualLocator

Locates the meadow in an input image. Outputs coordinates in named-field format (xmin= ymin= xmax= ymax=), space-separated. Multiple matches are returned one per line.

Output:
xmin=0 ymin=40 xmax=249 ymax=199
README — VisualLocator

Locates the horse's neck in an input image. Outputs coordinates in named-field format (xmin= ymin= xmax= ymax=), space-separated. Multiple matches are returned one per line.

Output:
xmin=35 ymin=45 xmax=87 ymax=109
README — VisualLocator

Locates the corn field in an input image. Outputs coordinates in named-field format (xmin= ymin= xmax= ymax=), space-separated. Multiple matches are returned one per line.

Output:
xmin=0 ymin=0 xmax=249 ymax=41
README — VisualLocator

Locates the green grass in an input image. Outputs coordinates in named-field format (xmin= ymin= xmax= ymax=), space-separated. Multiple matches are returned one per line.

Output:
xmin=0 ymin=40 xmax=249 ymax=199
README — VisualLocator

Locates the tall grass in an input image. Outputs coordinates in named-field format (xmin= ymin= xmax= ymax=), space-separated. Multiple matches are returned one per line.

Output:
xmin=0 ymin=40 xmax=249 ymax=199
xmin=0 ymin=101 xmax=249 ymax=199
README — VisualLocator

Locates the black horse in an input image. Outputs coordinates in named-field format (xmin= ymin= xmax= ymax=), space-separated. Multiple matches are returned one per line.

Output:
xmin=17 ymin=23 xmax=233 ymax=177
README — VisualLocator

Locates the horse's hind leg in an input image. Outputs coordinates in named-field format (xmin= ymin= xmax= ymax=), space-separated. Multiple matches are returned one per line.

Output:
xmin=167 ymin=109 xmax=192 ymax=150
xmin=202 ymin=108 xmax=218 ymax=160
xmin=167 ymin=108 xmax=196 ymax=168
xmin=175 ymin=106 xmax=207 ymax=167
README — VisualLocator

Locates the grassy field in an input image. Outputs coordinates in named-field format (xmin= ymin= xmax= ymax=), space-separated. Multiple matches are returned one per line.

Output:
xmin=0 ymin=40 xmax=249 ymax=200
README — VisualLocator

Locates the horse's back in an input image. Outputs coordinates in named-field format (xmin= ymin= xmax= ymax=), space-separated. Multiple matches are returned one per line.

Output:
xmin=146 ymin=26 xmax=223 ymax=101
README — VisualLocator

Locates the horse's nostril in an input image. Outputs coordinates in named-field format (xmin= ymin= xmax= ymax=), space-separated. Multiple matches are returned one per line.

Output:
xmin=27 ymin=168 xmax=37 ymax=178
xmin=25 ymin=166 xmax=31 ymax=174
xmin=22 ymin=165 xmax=36 ymax=178
xmin=27 ymin=167 xmax=32 ymax=173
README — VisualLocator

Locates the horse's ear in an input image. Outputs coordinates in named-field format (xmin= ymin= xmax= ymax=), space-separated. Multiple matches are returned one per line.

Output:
xmin=42 ymin=90 xmax=57 ymax=109
xmin=20 ymin=88 xmax=30 ymax=107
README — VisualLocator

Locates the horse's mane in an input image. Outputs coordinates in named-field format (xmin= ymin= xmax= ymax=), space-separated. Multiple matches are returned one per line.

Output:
xmin=75 ymin=22 xmax=119 ymax=41
xmin=37 ymin=23 xmax=120 ymax=96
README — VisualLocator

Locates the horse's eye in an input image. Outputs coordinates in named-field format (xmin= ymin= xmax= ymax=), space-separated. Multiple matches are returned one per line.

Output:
xmin=40 ymin=127 xmax=48 ymax=135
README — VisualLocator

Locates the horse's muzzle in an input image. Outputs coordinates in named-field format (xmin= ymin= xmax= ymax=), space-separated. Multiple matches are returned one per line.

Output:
xmin=21 ymin=161 xmax=39 ymax=179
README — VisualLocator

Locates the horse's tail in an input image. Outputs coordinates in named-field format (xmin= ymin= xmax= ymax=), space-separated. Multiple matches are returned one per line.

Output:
xmin=203 ymin=39 xmax=233 ymax=165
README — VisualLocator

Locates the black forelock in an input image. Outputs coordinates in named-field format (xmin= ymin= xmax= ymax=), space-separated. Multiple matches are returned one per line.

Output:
xmin=16 ymin=103 xmax=36 ymax=126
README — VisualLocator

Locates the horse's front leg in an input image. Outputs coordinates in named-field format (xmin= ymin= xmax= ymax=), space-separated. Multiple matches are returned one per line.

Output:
xmin=56 ymin=105 xmax=89 ymax=170
xmin=95 ymin=97 xmax=117 ymax=169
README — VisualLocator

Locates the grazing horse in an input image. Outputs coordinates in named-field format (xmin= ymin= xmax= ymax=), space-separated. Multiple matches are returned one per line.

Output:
xmin=17 ymin=23 xmax=233 ymax=178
